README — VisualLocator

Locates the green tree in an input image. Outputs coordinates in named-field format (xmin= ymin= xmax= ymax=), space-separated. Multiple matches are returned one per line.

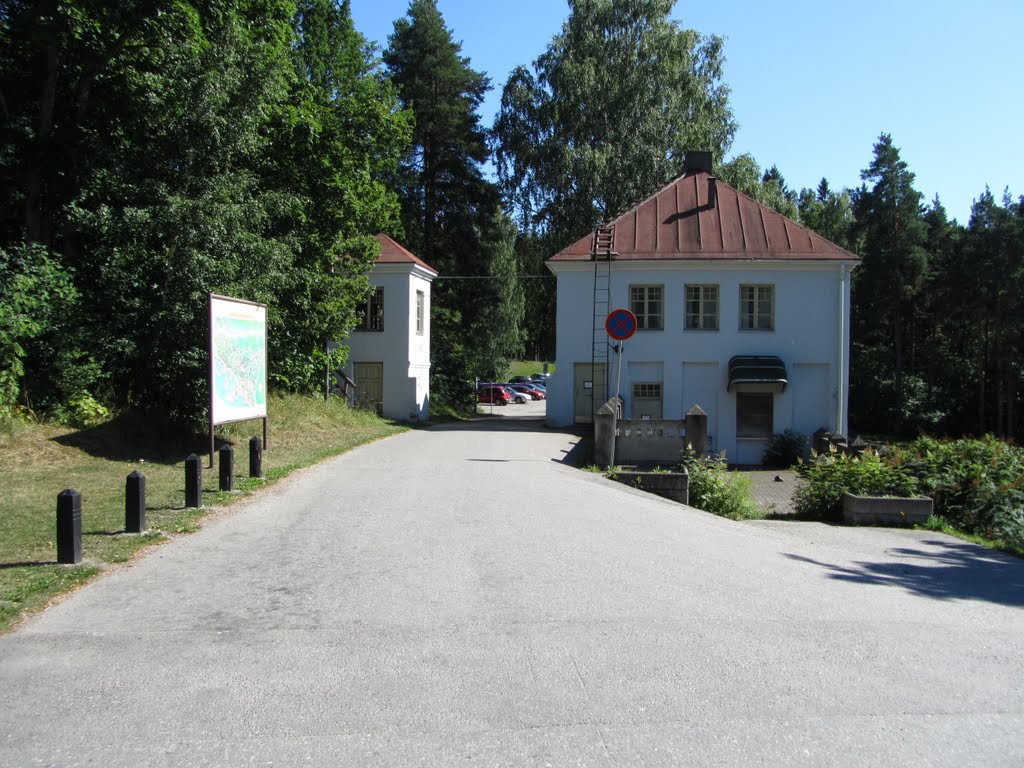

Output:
xmin=913 ymin=196 xmax=968 ymax=432
xmin=384 ymin=0 xmax=523 ymax=407
xmin=955 ymin=189 xmax=1024 ymax=436
xmin=268 ymin=0 xmax=411 ymax=389
xmin=850 ymin=134 xmax=929 ymax=433
xmin=494 ymin=0 xmax=736 ymax=243
xmin=797 ymin=179 xmax=856 ymax=252
xmin=1 ymin=0 xmax=410 ymax=423
xmin=716 ymin=155 xmax=799 ymax=219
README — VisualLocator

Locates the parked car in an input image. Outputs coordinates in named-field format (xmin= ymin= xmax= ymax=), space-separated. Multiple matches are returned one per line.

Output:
xmin=509 ymin=375 xmax=531 ymax=384
xmin=529 ymin=373 xmax=551 ymax=382
xmin=509 ymin=383 xmax=545 ymax=400
xmin=499 ymin=384 xmax=531 ymax=404
xmin=477 ymin=386 xmax=511 ymax=406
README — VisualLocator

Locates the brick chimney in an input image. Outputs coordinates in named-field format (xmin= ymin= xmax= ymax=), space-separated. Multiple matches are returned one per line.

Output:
xmin=683 ymin=151 xmax=713 ymax=174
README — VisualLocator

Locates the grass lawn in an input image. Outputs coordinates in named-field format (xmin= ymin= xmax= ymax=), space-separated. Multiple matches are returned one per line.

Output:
xmin=508 ymin=360 xmax=555 ymax=379
xmin=0 ymin=394 xmax=406 ymax=634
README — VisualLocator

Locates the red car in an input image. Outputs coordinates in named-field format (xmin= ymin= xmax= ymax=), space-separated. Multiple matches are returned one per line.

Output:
xmin=508 ymin=383 xmax=545 ymax=400
xmin=477 ymin=386 xmax=511 ymax=406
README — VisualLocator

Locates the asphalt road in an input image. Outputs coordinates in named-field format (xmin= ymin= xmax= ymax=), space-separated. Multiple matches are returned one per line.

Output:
xmin=2 ymin=420 xmax=1023 ymax=767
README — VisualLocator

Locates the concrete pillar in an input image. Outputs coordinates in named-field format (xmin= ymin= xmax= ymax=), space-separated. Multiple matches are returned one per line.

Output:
xmin=593 ymin=399 xmax=618 ymax=468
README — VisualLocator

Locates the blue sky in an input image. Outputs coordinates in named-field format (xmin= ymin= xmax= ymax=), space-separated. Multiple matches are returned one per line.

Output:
xmin=351 ymin=0 xmax=1023 ymax=224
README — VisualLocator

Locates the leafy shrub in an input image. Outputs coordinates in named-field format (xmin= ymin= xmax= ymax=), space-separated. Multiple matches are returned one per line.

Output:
xmin=793 ymin=448 xmax=918 ymax=522
xmin=0 ymin=245 xmax=77 ymax=419
xmin=898 ymin=436 xmax=1024 ymax=547
xmin=52 ymin=392 xmax=111 ymax=429
xmin=762 ymin=429 xmax=808 ymax=468
xmin=790 ymin=435 xmax=1024 ymax=547
xmin=681 ymin=447 xmax=761 ymax=520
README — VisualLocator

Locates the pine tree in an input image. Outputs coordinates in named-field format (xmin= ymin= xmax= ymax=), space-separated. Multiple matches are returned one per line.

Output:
xmin=384 ymin=0 xmax=523 ymax=407
xmin=850 ymin=134 xmax=929 ymax=432
xmin=797 ymin=179 xmax=856 ymax=252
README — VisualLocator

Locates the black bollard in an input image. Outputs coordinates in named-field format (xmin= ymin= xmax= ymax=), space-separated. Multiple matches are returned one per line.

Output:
xmin=249 ymin=436 xmax=263 ymax=479
xmin=57 ymin=489 xmax=83 ymax=564
xmin=219 ymin=444 xmax=234 ymax=492
xmin=125 ymin=471 xmax=146 ymax=533
xmin=185 ymin=453 xmax=202 ymax=508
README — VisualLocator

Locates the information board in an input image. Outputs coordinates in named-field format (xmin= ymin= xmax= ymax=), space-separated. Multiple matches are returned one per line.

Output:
xmin=209 ymin=294 xmax=267 ymax=425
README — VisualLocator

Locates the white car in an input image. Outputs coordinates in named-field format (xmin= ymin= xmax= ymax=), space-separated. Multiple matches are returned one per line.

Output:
xmin=501 ymin=385 xmax=532 ymax=404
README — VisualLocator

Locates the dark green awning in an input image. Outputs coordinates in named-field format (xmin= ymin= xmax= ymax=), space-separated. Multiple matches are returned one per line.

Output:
xmin=727 ymin=356 xmax=787 ymax=392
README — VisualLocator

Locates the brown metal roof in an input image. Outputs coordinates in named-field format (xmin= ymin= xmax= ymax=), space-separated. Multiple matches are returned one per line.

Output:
xmin=374 ymin=233 xmax=438 ymax=274
xmin=549 ymin=171 xmax=858 ymax=262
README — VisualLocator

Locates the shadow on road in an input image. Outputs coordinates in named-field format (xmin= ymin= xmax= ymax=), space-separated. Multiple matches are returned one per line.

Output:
xmin=427 ymin=417 xmax=560 ymax=434
xmin=784 ymin=540 xmax=1024 ymax=607
xmin=424 ymin=418 xmax=592 ymax=467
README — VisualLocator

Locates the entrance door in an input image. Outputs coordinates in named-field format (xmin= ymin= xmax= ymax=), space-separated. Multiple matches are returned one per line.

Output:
xmin=354 ymin=362 xmax=384 ymax=415
xmin=574 ymin=363 xmax=608 ymax=424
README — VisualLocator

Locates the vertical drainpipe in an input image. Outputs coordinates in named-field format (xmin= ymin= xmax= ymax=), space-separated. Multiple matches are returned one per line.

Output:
xmin=836 ymin=263 xmax=848 ymax=434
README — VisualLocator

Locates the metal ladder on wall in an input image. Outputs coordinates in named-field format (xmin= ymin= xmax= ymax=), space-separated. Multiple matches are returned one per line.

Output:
xmin=590 ymin=223 xmax=615 ymax=417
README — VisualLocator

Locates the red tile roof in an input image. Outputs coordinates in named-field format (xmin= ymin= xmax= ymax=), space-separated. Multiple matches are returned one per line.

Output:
xmin=549 ymin=171 xmax=858 ymax=262
xmin=375 ymin=233 xmax=438 ymax=274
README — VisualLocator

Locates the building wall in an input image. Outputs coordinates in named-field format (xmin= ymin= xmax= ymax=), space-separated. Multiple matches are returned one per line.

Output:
xmin=547 ymin=259 xmax=853 ymax=461
xmin=342 ymin=263 xmax=433 ymax=422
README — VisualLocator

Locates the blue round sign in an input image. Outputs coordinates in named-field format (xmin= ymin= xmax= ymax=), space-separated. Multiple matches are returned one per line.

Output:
xmin=605 ymin=308 xmax=638 ymax=341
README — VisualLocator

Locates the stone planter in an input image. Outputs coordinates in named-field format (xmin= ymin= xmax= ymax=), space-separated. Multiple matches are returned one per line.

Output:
xmin=612 ymin=471 xmax=689 ymax=505
xmin=841 ymin=491 xmax=933 ymax=526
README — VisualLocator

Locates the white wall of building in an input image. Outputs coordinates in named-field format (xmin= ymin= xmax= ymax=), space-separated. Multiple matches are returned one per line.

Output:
xmin=547 ymin=259 xmax=854 ymax=462
xmin=342 ymin=262 xmax=433 ymax=421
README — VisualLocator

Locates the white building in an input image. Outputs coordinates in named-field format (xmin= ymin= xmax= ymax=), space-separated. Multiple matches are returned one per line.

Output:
xmin=340 ymin=233 xmax=437 ymax=421
xmin=545 ymin=153 xmax=860 ymax=464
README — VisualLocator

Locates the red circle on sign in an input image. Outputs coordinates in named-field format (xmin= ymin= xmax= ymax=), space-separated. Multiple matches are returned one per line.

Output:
xmin=605 ymin=309 xmax=638 ymax=341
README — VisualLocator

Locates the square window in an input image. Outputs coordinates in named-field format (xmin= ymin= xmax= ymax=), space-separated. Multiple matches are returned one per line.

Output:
xmin=630 ymin=285 xmax=663 ymax=330
xmin=739 ymin=284 xmax=773 ymax=331
xmin=632 ymin=382 xmax=663 ymax=419
xmin=685 ymin=284 xmax=719 ymax=330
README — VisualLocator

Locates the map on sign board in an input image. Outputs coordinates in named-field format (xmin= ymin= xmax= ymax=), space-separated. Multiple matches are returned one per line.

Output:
xmin=210 ymin=295 xmax=267 ymax=425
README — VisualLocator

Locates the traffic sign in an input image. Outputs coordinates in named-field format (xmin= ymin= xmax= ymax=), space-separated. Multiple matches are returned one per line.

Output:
xmin=605 ymin=308 xmax=637 ymax=341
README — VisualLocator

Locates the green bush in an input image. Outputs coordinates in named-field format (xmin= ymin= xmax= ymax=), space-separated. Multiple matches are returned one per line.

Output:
xmin=762 ymin=429 xmax=808 ymax=468
xmin=681 ymin=448 xmax=761 ymax=520
xmin=790 ymin=436 xmax=1024 ymax=548
xmin=52 ymin=392 xmax=111 ymax=429
xmin=793 ymin=448 xmax=918 ymax=522
xmin=898 ymin=436 xmax=1024 ymax=548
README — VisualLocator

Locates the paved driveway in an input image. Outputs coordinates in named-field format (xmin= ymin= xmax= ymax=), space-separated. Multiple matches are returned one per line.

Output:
xmin=1 ymin=421 xmax=1022 ymax=766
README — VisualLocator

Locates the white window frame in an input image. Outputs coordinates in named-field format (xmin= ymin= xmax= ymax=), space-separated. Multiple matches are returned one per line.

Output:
xmin=630 ymin=284 xmax=664 ymax=330
xmin=739 ymin=284 xmax=774 ymax=331
xmin=415 ymin=290 xmax=425 ymax=335
xmin=685 ymin=284 xmax=719 ymax=331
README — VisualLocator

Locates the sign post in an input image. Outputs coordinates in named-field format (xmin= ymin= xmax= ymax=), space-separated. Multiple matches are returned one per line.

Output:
xmin=209 ymin=293 xmax=268 ymax=468
xmin=605 ymin=309 xmax=637 ymax=468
